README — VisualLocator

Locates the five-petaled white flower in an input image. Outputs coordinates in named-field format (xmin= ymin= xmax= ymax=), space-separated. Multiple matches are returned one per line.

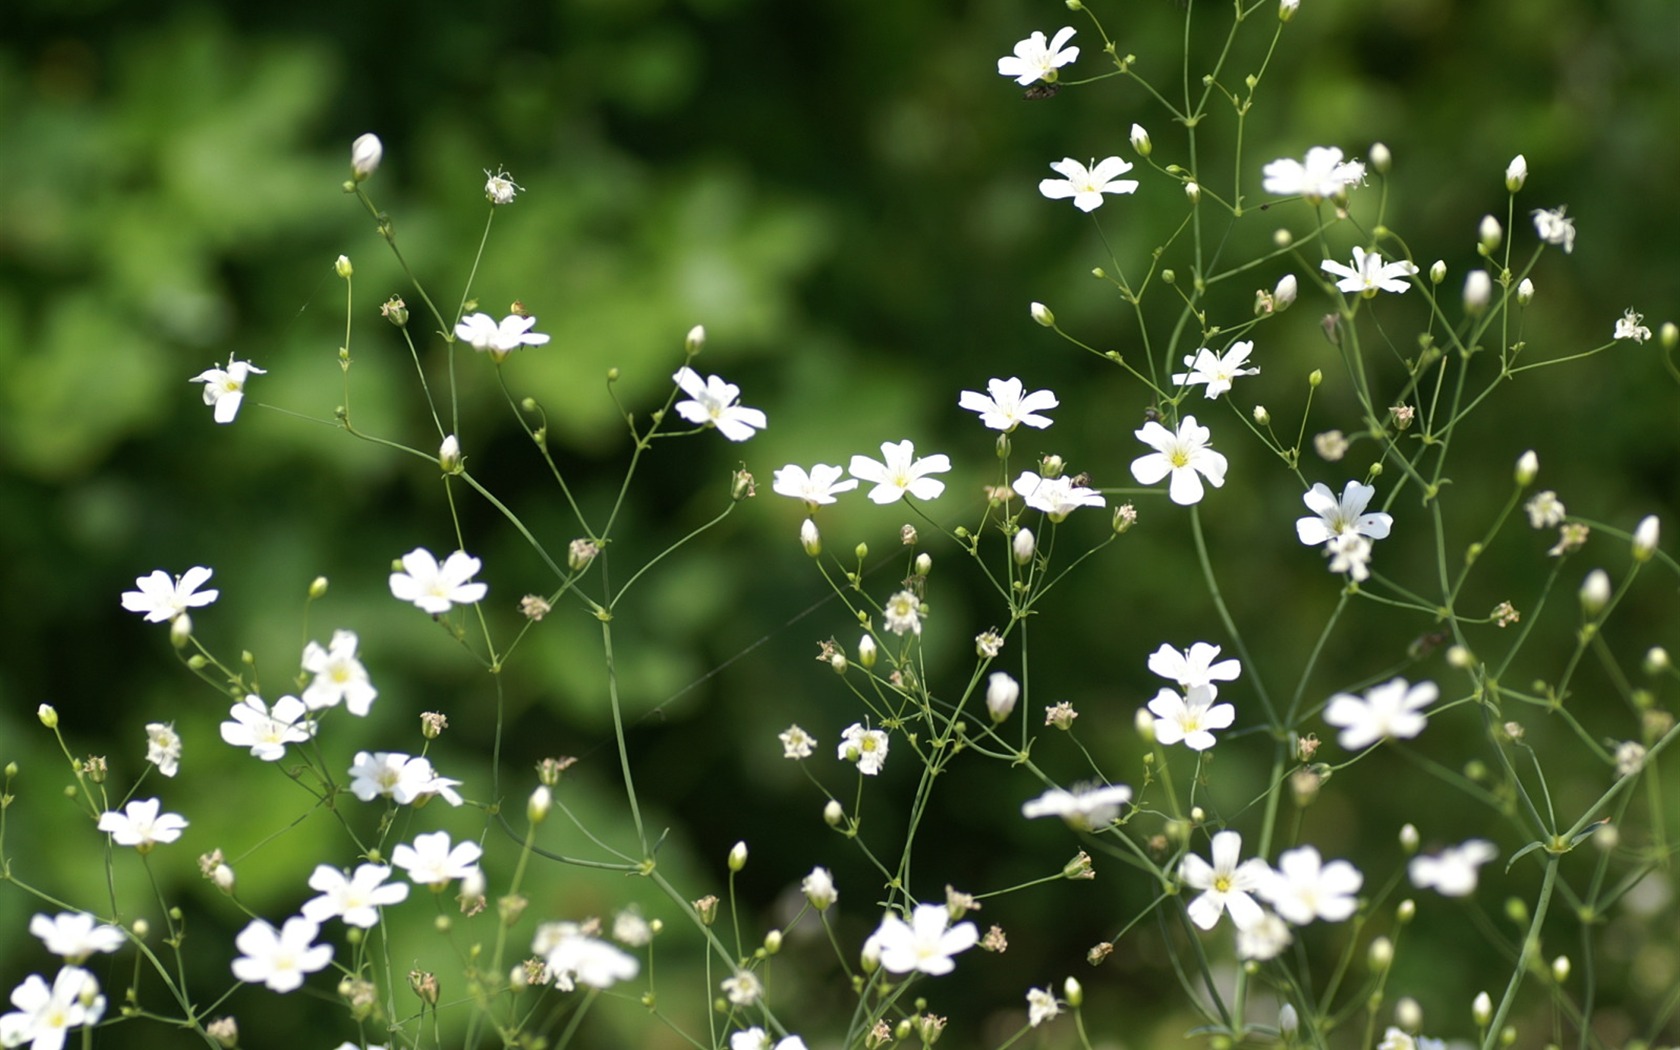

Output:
xmin=1236 ymin=911 xmax=1293 ymax=961
xmin=959 ymin=377 xmax=1059 ymax=431
xmin=1147 ymin=685 xmax=1235 ymax=751
xmin=1173 ymin=342 xmax=1259 ymax=399
xmin=1261 ymin=147 xmax=1366 ymax=200
xmin=1532 ymin=206 xmax=1576 ymax=254
xmin=1027 ymin=986 xmax=1061 ymax=1027
xmin=28 ymin=914 xmax=124 ymax=962
xmin=219 ymin=694 xmax=315 ymax=762
xmin=389 ymin=548 xmax=488 ymax=614
xmin=1130 ymin=415 xmax=1227 ymax=506
xmin=1014 ymin=471 xmax=1105 ymax=521
xmin=1614 ymin=309 xmax=1652 ymax=343
xmin=534 ymin=922 xmax=640 ymax=990
xmin=121 ymin=566 xmax=219 ymax=624
xmin=779 ymin=725 xmax=817 ymax=760
xmin=1181 ymin=831 xmax=1272 ymax=931
xmin=883 ymin=589 xmax=924 ymax=635
xmin=96 ymin=798 xmax=188 ymax=852
xmin=1325 ymin=532 xmax=1374 ymax=582
xmin=1321 ymin=247 xmax=1418 ymax=296
xmin=145 ymin=722 xmax=181 ymax=778
xmin=347 ymin=751 xmax=464 ymax=807
xmin=0 ymin=966 xmax=105 ymax=1050
xmin=996 ymin=27 xmax=1079 ymax=85
xmin=301 ymin=630 xmax=378 ymax=715
xmin=1147 ymin=642 xmax=1241 ymax=693
xmin=721 ymin=972 xmax=762 ymax=1006
xmin=392 ymin=831 xmax=483 ymax=890
xmin=772 ymin=463 xmax=858 ymax=508
xmin=1020 ymin=783 xmax=1132 ymax=831
xmin=231 ymin=917 xmax=333 ymax=993
xmin=1038 ymin=157 xmax=1139 ymax=213
xmin=849 ymin=440 xmax=951 ymax=504
xmin=863 ymin=903 xmax=979 ymax=976
xmin=1323 ymin=677 xmax=1437 ymax=750
xmin=1408 ymin=839 xmax=1498 ymax=897
xmin=190 ymin=355 xmax=267 ymax=424
xmin=671 ymin=366 xmax=767 ymax=441
xmin=1296 ymin=482 xmax=1393 ymax=547
xmin=301 ymin=863 xmax=410 ymax=928
xmin=484 ymin=168 xmax=521 ymax=204
xmin=1525 ymin=491 xmax=1566 ymax=529
xmin=454 ymin=313 xmax=550 ymax=354
xmin=1258 ymin=846 xmax=1363 ymax=924
xmin=838 ymin=723 xmax=890 ymax=776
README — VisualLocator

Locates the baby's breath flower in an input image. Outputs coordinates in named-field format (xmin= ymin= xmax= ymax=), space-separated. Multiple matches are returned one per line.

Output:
xmin=1492 ymin=601 xmax=1520 ymax=627
xmin=883 ymin=590 xmax=923 ymax=635
xmin=1617 ymin=741 xmax=1648 ymax=777
xmin=483 ymin=168 xmax=520 ymax=204
xmin=996 ymin=27 xmax=1079 ymax=86
xmin=1615 ymin=309 xmax=1653 ymax=343
xmin=976 ymin=629 xmax=1004 ymax=658
xmin=802 ymin=867 xmax=837 ymax=911
xmin=721 ymin=971 xmax=761 ymax=1006
xmin=1027 ymin=987 xmax=1060 ymax=1027
xmin=1038 ymin=157 xmax=1138 ymax=212
xmin=1322 ymin=247 xmax=1418 ymax=297
xmin=779 ymin=725 xmax=817 ymax=759
xmin=1325 ymin=678 xmax=1436 ymax=750
xmin=838 ymin=723 xmax=889 ymax=775
xmin=1549 ymin=522 xmax=1590 ymax=556
xmin=1314 ymin=430 xmax=1348 ymax=461
xmin=1408 ymin=840 xmax=1497 ymax=896
xmin=1262 ymin=147 xmax=1365 ymax=200
xmin=1044 ymin=701 xmax=1078 ymax=729
xmin=144 ymin=723 xmax=181 ymax=777
xmin=1532 ymin=206 xmax=1576 ymax=253
xmin=1525 ymin=490 xmax=1566 ymax=528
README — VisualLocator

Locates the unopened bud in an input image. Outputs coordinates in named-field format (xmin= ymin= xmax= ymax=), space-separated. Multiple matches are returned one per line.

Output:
xmin=1280 ymin=1003 xmax=1299 ymax=1037
xmin=528 ymin=785 xmax=551 ymax=825
xmin=1130 ymin=123 xmax=1151 ymax=157
xmin=800 ymin=518 xmax=822 ymax=557
xmin=1552 ymin=955 xmax=1570 ymax=982
xmin=1464 ymin=270 xmax=1492 ymax=314
xmin=915 ymin=552 xmax=932 ymax=576
xmin=1395 ymin=997 xmax=1422 ymax=1032
xmin=1308 ymin=368 xmax=1323 ymax=388
xmin=439 ymin=434 xmax=462 ymax=473
xmin=350 ymin=133 xmax=383 ymax=181
xmin=1274 ymin=274 xmax=1298 ymax=311
xmin=1397 ymin=898 xmax=1416 ymax=923
xmin=1030 ymin=302 xmax=1055 ymax=327
xmin=1663 ymin=322 xmax=1679 ymax=350
xmin=335 ymin=255 xmax=353 ymax=279
xmin=1633 ymin=515 xmax=1660 ymax=561
xmin=1478 ymin=215 xmax=1502 ymax=253
xmin=1253 ymin=404 xmax=1271 ymax=426
xmin=1278 ymin=0 xmax=1298 ymax=21
xmin=986 ymin=672 xmax=1020 ymax=722
xmin=169 ymin=613 xmax=193 ymax=648
xmin=1515 ymin=450 xmax=1538 ymax=486
xmin=1505 ymin=154 xmax=1528 ymax=193
xmin=1368 ymin=936 xmax=1394 ymax=971
xmin=858 ymin=635 xmax=877 ymax=669
xmin=37 ymin=704 xmax=57 ymax=728
xmin=823 ymin=799 xmax=843 ymax=827
xmin=1645 ymin=646 xmax=1670 ymax=674
xmin=1063 ymin=976 xmax=1084 ymax=1007
xmin=1013 ymin=527 xmax=1035 ymax=565
xmin=1369 ymin=142 xmax=1392 ymax=174
xmin=1399 ymin=823 xmax=1420 ymax=853
xmin=1517 ymin=278 xmax=1534 ymax=305
xmin=685 ymin=325 xmax=706 ymax=354
xmin=1580 ymin=569 xmax=1611 ymax=615
xmin=1184 ymin=181 xmax=1201 ymax=204
xmin=728 ymin=840 xmax=748 ymax=871
xmin=1430 ymin=259 xmax=1447 ymax=285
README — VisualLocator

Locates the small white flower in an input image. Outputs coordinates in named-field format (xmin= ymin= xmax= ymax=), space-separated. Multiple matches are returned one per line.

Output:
xmin=1525 ymin=490 xmax=1566 ymax=529
xmin=347 ymin=751 xmax=464 ymax=807
xmin=144 ymin=722 xmax=181 ymax=778
xmin=1258 ymin=845 xmax=1363 ymax=924
xmin=0 ymin=967 xmax=105 ymax=1050
xmin=1027 ymin=986 xmax=1061 ymax=1027
xmin=230 ymin=917 xmax=333 ymax=993
xmin=802 ymin=867 xmax=837 ymax=911
xmin=392 ymin=831 xmax=483 ymax=890
xmin=1614 ymin=308 xmax=1652 ymax=343
xmin=849 ymin=440 xmax=951 ymax=504
xmin=454 ymin=312 xmax=550 ymax=354
xmin=1038 ymin=157 xmax=1138 ymax=213
xmin=1532 ymin=206 xmax=1576 ymax=253
xmin=838 ymin=723 xmax=890 ymax=775
xmin=612 ymin=908 xmax=653 ymax=947
xmin=883 ymin=589 xmax=924 ymax=636
xmin=958 ymin=377 xmax=1059 ymax=431
xmin=672 ymin=367 xmax=767 ymax=442
xmin=189 ymin=355 xmax=266 ymax=424
xmin=772 ymin=463 xmax=858 ymax=508
xmin=1236 ymin=911 xmax=1293 ymax=960
xmin=1013 ymin=470 xmax=1105 ymax=521
xmin=1181 ymin=831 xmax=1272 ymax=931
xmin=863 ymin=904 xmax=978 ymax=976
xmin=1261 ymin=147 xmax=1366 ymax=199
xmin=1321 ymin=247 xmax=1418 ymax=296
xmin=1147 ymin=642 xmax=1240 ymax=693
xmin=1296 ymin=482 xmax=1394 ymax=546
xmin=996 ymin=27 xmax=1079 ymax=85
xmin=1147 ymin=685 xmax=1234 ymax=751
xmin=1323 ymin=677 xmax=1436 ymax=750
xmin=389 ymin=548 xmax=487 ymax=614
xmin=301 ymin=863 xmax=410 ymax=928
xmin=1325 ymin=532 xmax=1374 ymax=581
xmin=535 ymin=922 xmax=639 ymax=990
xmin=219 ymin=695 xmax=315 ymax=762
xmin=1616 ymin=740 xmax=1647 ymax=777
xmin=779 ymin=725 xmax=817 ymax=759
xmin=1130 ymin=416 xmax=1227 ymax=506
xmin=96 ymin=798 xmax=187 ymax=851
xmin=301 ymin=629 xmax=378 ymax=715
xmin=121 ymin=566 xmax=219 ymax=623
xmin=484 ymin=168 xmax=521 ymax=204
xmin=1020 ymin=783 xmax=1132 ymax=830
xmin=28 ymin=914 xmax=124 ymax=961
xmin=1172 ymin=342 xmax=1259 ymax=399
xmin=721 ymin=971 xmax=762 ymax=1006
xmin=1407 ymin=840 xmax=1497 ymax=897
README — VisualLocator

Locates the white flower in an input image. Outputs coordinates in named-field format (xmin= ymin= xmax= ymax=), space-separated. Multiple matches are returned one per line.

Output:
xmin=1296 ymin=482 xmax=1394 ymax=546
xmin=347 ymin=751 xmax=464 ymax=807
xmin=1324 ymin=677 xmax=1436 ymax=750
xmin=1378 ymin=1027 xmax=1448 ymax=1050
xmin=612 ymin=908 xmax=653 ymax=947
xmin=1321 ymin=247 xmax=1418 ymax=296
xmin=849 ymin=440 xmax=951 ymax=504
xmin=883 ymin=589 xmax=924 ymax=635
xmin=838 ymin=723 xmax=890 ymax=775
xmin=389 ymin=548 xmax=488 ymax=614
xmin=219 ymin=695 xmax=315 ymax=762
xmin=1181 ymin=831 xmax=1272 ymax=931
xmin=1038 ymin=157 xmax=1138 ymax=213
xmin=1020 ymin=783 xmax=1132 ymax=831
xmin=1261 ymin=147 xmax=1366 ymax=199
xmin=1614 ymin=309 xmax=1652 ymax=343
xmin=1525 ymin=490 xmax=1566 ymax=529
xmin=863 ymin=904 xmax=979 ymax=976
xmin=1013 ymin=471 xmax=1105 ymax=521
xmin=671 ymin=366 xmax=768 ymax=441
xmin=144 ymin=723 xmax=181 ymax=778
xmin=454 ymin=312 xmax=550 ymax=354
xmin=802 ymin=867 xmax=838 ymax=911
xmin=190 ymin=355 xmax=267 ymax=423
xmin=535 ymin=922 xmax=639 ymax=990
xmin=350 ymin=133 xmax=382 ymax=179
xmin=1172 ymin=342 xmax=1259 ymax=398
xmin=121 ymin=566 xmax=219 ymax=623
xmin=731 ymin=1030 xmax=808 ymax=1050
xmin=779 ymin=725 xmax=817 ymax=760
xmin=1258 ymin=846 xmax=1363 ymax=924
xmin=483 ymin=168 xmax=521 ymax=204
xmin=996 ymin=27 xmax=1079 ymax=85
xmin=1325 ymin=532 xmax=1373 ymax=582
xmin=301 ymin=863 xmax=410 ymax=928
xmin=301 ymin=629 xmax=377 ymax=715
xmin=230 ymin=917 xmax=333 ymax=993
xmin=1130 ymin=415 xmax=1227 ymax=506
xmin=772 ymin=463 xmax=858 ymax=508
xmin=28 ymin=915 xmax=123 ymax=962
xmin=721 ymin=972 xmax=762 ymax=1006
xmin=1617 ymin=741 xmax=1648 ymax=777
xmin=1027 ymin=986 xmax=1061 ymax=1027
xmin=958 ymin=377 xmax=1059 ymax=431
xmin=0 ymin=967 xmax=104 ymax=1050
xmin=392 ymin=831 xmax=483 ymax=890
xmin=1236 ymin=911 xmax=1292 ymax=960
xmin=1147 ymin=642 xmax=1240 ymax=693
xmin=1146 ymin=685 xmax=1234 ymax=751
xmin=1532 ymin=206 xmax=1576 ymax=253
xmin=96 ymin=798 xmax=187 ymax=851
xmin=1408 ymin=840 xmax=1497 ymax=897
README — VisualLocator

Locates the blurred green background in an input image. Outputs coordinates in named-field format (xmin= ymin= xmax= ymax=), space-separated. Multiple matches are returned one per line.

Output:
xmin=3 ymin=0 xmax=1680 ymax=1046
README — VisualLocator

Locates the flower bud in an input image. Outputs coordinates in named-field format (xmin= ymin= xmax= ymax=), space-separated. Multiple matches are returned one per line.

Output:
xmin=1464 ymin=270 xmax=1492 ymax=314
xmin=439 ymin=434 xmax=462 ymax=473
xmin=854 ymin=542 xmax=869 ymax=563
xmin=1478 ymin=215 xmax=1502 ymax=253
xmin=335 ymin=255 xmax=353 ymax=279
xmin=1308 ymin=368 xmax=1323 ymax=388
xmin=858 ymin=634 xmax=877 ymax=669
xmin=1127 ymin=122 xmax=1152 ymax=157
xmin=830 ymin=653 xmax=847 ymax=674
xmin=37 ymin=703 xmax=57 ymax=728
xmin=1368 ymin=935 xmax=1394 ymax=971
xmin=1278 ymin=0 xmax=1298 ymax=21
xmin=915 ymin=552 xmax=932 ymax=577
xmin=1395 ymin=997 xmax=1422 ymax=1032
xmin=1013 ymin=527 xmax=1036 ymax=565
xmin=1505 ymin=154 xmax=1527 ymax=192
xmin=1369 ymin=142 xmax=1392 ymax=174
xmin=1030 ymin=302 xmax=1055 ymax=327
xmin=207 ymin=1017 xmax=239 ymax=1049
xmin=1645 ymin=646 xmax=1670 ymax=674
xmin=728 ymin=840 xmax=748 ymax=872
xmin=1633 ymin=515 xmax=1660 ymax=561
xmin=213 ymin=863 xmax=236 ymax=894
xmin=1517 ymin=278 xmax=1534 ymax=305
xmin=1397 ymin=898 xmax=1416 ymax=923
xmin=800 ymin=518 xmax=822 ymax=557
xmin=1551 ymin=955 xmax=1570 ymax=982
xmin=1274 ymin=273 xmax=1298 ymax=311
xmin=169 ymin=613 xmax=193 ymax=648
xmin=1253 ymin=404 xmax=1271 ymax=426
xmin=1473 ymin=991 xmax=1493 ymax=1027
xmin=351 ymin=133 xmax=383 ymax=181
xmin=1280 ymin=1004 xmax=1299 ymax=1038
xmin=568 ymin=538 xmax=599 ymax=573
xmin=986 ymin=672 xmax=1020 ymax=722
xmin=823 ymin=799 xmax=844 ymax=827
xmin=408 ymin=969 xmax=439 ymax=1007
xmin=528 ymin=785 xmax=551 ymax=825
xmin=1184 ymin=181 xmax=1200 ymax=204
xmin=693 ymin=894 xmax=719 ymax=926
xmin=1430 ymin=259 xmax=1447 ymax=285
xmin=1580 ymin=569 xmax=1611 ymax=615
xmin=1063 ymin=976 xmax=1084 ymax=1007
xmin=1515 ymin=450 xmax=1538 ymax=487
xmin=1399 ymin=823 xmax=1420 ymax=853
xmin=1663 ymin=322 xmax=1679 ymax=350
xmin=381 ymin=295 xmax=408 ymax=327
xmin=685 ymin=325 xmax=706 ymax=354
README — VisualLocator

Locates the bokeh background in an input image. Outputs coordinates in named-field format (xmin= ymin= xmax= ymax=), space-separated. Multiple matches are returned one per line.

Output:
xmin=3 ymin=0 xmax=1680 ymax=1046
